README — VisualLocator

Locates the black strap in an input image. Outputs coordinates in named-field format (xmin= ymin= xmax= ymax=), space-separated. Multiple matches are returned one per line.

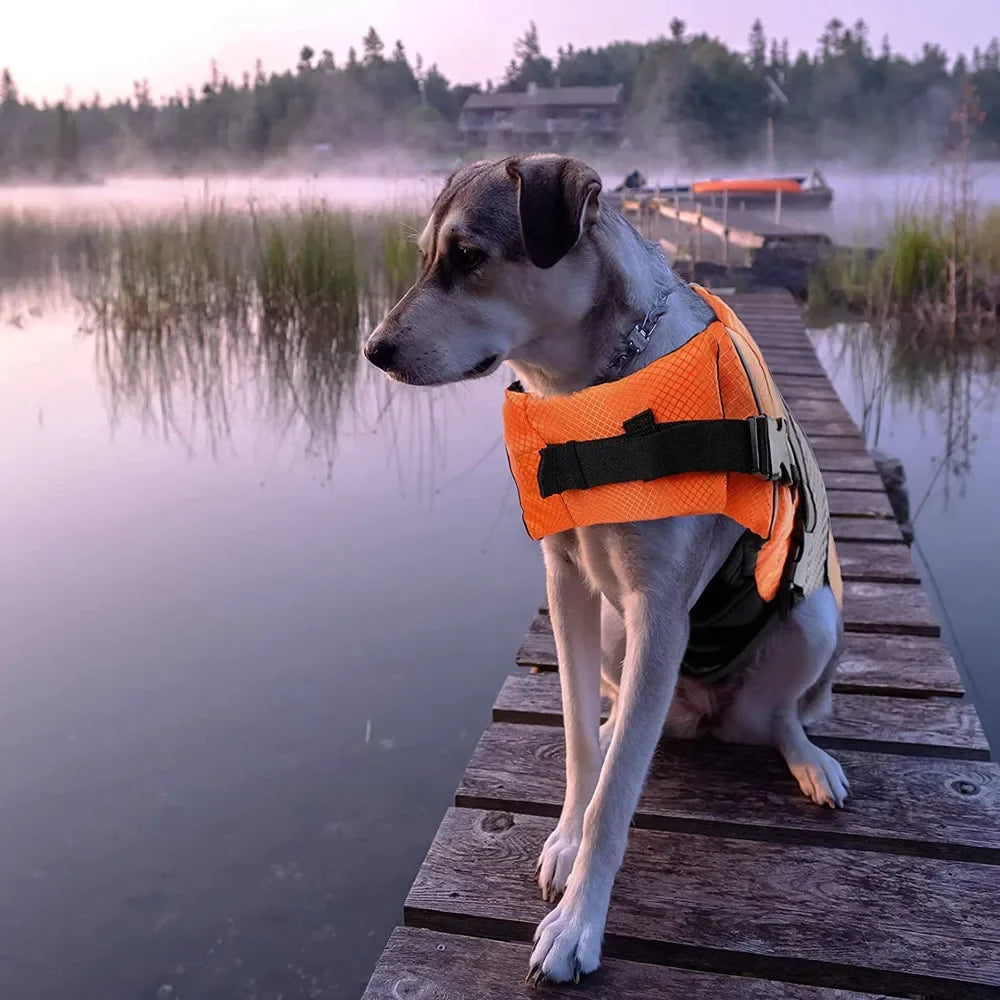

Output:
xmin=536 ymin=411 xmax=798 ymax=499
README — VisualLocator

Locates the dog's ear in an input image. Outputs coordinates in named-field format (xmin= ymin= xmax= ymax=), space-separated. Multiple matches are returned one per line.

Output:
xmin=506 ymin=156 xmax=602 ymax=269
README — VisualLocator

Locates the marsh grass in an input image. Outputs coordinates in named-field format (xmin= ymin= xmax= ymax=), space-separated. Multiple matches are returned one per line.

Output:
xmin=0 ymin=199 xmax=422 ymax=457
xmin=811 ymin=206 xmax=1000 ymax=328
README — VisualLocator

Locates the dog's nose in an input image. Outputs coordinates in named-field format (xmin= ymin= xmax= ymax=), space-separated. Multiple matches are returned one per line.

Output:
xmin=364 ymin=336 xmax=397 ymax=371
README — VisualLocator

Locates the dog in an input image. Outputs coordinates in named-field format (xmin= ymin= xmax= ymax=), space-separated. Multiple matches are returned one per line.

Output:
xmin=365 ymin=154 xmax=847 ymax=985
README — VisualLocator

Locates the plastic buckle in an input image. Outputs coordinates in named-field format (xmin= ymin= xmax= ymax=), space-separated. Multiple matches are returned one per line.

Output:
xmin=624 ymin=324 xmax=650 ymax=356
xmin=747 ymin=416 xmax=797 ymax=484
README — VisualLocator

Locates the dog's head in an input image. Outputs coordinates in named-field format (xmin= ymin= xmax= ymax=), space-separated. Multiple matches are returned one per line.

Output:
xmin=364 ymin=154 xmax=603 ymax=385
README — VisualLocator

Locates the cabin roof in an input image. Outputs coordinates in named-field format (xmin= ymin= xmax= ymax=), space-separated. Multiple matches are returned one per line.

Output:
xmin=462 ymin=85 xmax=623 ymax=112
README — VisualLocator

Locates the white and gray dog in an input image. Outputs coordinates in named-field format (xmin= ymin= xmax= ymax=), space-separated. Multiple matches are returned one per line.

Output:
xmin=366 ymin=154 xmax=847 ymax=985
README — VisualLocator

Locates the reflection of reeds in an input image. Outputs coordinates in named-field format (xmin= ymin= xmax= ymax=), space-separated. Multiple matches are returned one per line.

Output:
xmin=823 ymin=316 xmax=1000 ymax=505
xmin=812 ymin=174 xmax=1000 ymax=502
xmin=3 ymin=201 xmax=424 ymax=460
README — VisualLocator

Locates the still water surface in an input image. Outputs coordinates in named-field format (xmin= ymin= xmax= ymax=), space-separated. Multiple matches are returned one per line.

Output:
xmin=814 ymin=326 xmax=1000 ymax=750
xmin=1 ymin=309 xmax=542 ymax=999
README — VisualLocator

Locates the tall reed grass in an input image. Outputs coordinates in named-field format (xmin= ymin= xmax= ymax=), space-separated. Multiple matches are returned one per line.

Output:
xmin=0 ymin=200 xmax=422 ymax=456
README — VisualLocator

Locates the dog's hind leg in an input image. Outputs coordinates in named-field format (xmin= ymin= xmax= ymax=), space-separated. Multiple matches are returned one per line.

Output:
xmin=535 ymin=544 xmax=603 ymax=903
xmin=716 ymin=585 xmax=848 ymax=808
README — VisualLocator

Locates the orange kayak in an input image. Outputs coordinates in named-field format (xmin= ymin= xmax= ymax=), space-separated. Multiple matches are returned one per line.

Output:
xmin=692 ymin=177 xmax=803 ymax=195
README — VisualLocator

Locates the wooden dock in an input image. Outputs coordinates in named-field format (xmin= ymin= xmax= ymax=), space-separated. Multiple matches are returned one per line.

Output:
xmin=615 ymin=195 xmax=832 ymax=269
xmin=361 ymin=290 xmax=998 ymax=1000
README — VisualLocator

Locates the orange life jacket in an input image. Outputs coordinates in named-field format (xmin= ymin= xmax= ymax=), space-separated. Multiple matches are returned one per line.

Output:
xmin=503 ymin=286 xmax=842 ymax=680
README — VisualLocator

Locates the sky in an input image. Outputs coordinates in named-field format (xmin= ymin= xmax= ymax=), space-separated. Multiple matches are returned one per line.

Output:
xmin=3 ymin=0 xmax=995 ymax=105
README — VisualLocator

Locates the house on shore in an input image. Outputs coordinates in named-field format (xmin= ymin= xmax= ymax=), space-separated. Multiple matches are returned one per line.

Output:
xmin=458 ymin=83 xmax=625 ymax=148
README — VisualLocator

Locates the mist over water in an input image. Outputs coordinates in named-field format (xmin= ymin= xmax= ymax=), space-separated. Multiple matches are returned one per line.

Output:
xmin=3 ymin=160 xmax=998 ymax=241
xmin=0 ymin=172 xmax=441 ymax=219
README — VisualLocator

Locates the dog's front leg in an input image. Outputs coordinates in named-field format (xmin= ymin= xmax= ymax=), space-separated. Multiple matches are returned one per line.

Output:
xmin=529 ymin=590 xmax=687 ymax=984
xmin=536 ymin=543 xmax=602 ymax=903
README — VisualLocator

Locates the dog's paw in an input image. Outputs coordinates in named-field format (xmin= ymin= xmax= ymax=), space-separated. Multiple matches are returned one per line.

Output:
xmin=536 ymin=826 xmax=581 ymax=902
xmin=526 ymin=900 xmax=602 ymax=985
xmin=789 ymin=746 xmax=850 ymax=808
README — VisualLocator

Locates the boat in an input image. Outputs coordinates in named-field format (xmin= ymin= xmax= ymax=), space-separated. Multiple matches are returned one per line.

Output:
xmin=614 ymin=168 xmax=833 ymax=210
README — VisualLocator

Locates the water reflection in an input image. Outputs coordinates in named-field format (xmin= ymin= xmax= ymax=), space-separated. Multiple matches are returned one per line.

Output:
xmin=88 ymin=298 xmax=369 ymax=464
xmin=68 ymin=206 xmax=425 ymax=469
xmin=819 ymin=318 xmax=1000 ymax=505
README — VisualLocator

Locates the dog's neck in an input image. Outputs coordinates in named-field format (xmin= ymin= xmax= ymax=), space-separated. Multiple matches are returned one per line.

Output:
xmin=506 ymin=209 xmax=715 ymax=397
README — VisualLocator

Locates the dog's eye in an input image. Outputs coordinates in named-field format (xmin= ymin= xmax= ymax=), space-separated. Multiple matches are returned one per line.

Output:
xmin=454 ymin=246 xmax=486 ymax=274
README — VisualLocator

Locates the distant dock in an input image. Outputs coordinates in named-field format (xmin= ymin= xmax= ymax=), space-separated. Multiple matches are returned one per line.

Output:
xmin=613 ymin=191 xmax=833 ymax=271
xmin=362 ymin=290 xmax=998 ymax=999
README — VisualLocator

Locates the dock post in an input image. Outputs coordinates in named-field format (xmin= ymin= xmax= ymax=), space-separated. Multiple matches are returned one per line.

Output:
xmin=722 ymin=189 xmax=730 ymax=268
xmin=673 ymin=177 xmax=680 ymax=245
xmin=696 ymin=205 xmax=703 ymax=263
xmin=775 ymin=187 xmax=783 ymax=225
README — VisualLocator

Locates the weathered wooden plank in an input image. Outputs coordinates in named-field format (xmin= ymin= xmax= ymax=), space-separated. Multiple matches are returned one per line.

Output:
xmin=821 ymin=470 xmax=887 ymax=492
xmin=757 ymin=344 xmax=823 ymax=354
xmin=406 ymin=809 xmax=1000 ymax=998
xmin=491 ymin=673 xmax=985 ymax=756
xmin=767 ymin=362 xmax=829 ymax=378
xmin=516 ymin=619 xmax=962 ymax=695
xmin=835 ymin=541 xmax=920 ymax=582
xmin=750 ymin=317 xmax=818 ymax=329
xmin=800 ymin=421 xmax=866 ymax=438
xmin=515 ymin=615 xmax=558 ymax=668
xmin=749 ymin=328 xmax=820 ymax=339
xmin=831 ymin=515 xmax=904 ymax=543
xmin=457 ymin=724 xmax=1000 ymax=854
xmin=740 ymin=328 xmax=812 ymax=338
xmin=765 ymin=362 xmax=829 ymax=374
xmin=758 ymin=341 xmax=822 ymax=354
xmin=826 ymin=490 xmax=895 ymax=518
xmin=757 ymin=349 xmax=823 ymax=361
xmin=785 ymin=397 xmax=854 ymax=422
xmin=761 ymin=344 xmax=823 ymax=357
xmin=736 ymin=316 xmax=810 ymax=325
xmin=752 ymin=331 xmax=816 ymax=342
xmin=781 ymin=383 xmax=842 ymax=403
xmin=758 ymin=347 xmax=824 ymax=361
xmin=734 ymin=314 xmax=808 ymax=324
xmin=807 ymin=435 xmax=871 ymax=453
xmin=805 ymin=693 xmax=988 ymax=757
xmin=748 ymin=317 xmax=814 ymax=327
xmin=836 ymin=632 xmax=964 ymax=696
xmin=818 ymin=452 xmax=880 ymax=474
xmin=363 ymin=927 xmax=891 ymax=1000
xmin=842 ymin=580 xmax=939 ymax=636
xmin=745 ymin=315 xmax=814 ymax=324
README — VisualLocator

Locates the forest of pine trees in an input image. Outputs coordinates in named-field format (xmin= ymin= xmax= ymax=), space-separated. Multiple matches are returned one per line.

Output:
xmin=1 ymin=19 xmax=998 ymax=178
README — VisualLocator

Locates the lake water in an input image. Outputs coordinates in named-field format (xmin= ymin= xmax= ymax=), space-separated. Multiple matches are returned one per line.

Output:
xmin=813 ymin=326 xmax=1000 ymax=750
xmin=1 ymin=172 xmax=997 ymax=1000
xmin=0 ymin=306 xmax=543 ymax=999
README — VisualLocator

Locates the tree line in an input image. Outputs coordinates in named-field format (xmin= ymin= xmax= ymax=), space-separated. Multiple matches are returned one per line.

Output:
xmin=1 ymin=19 xmax=998 ymax=180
